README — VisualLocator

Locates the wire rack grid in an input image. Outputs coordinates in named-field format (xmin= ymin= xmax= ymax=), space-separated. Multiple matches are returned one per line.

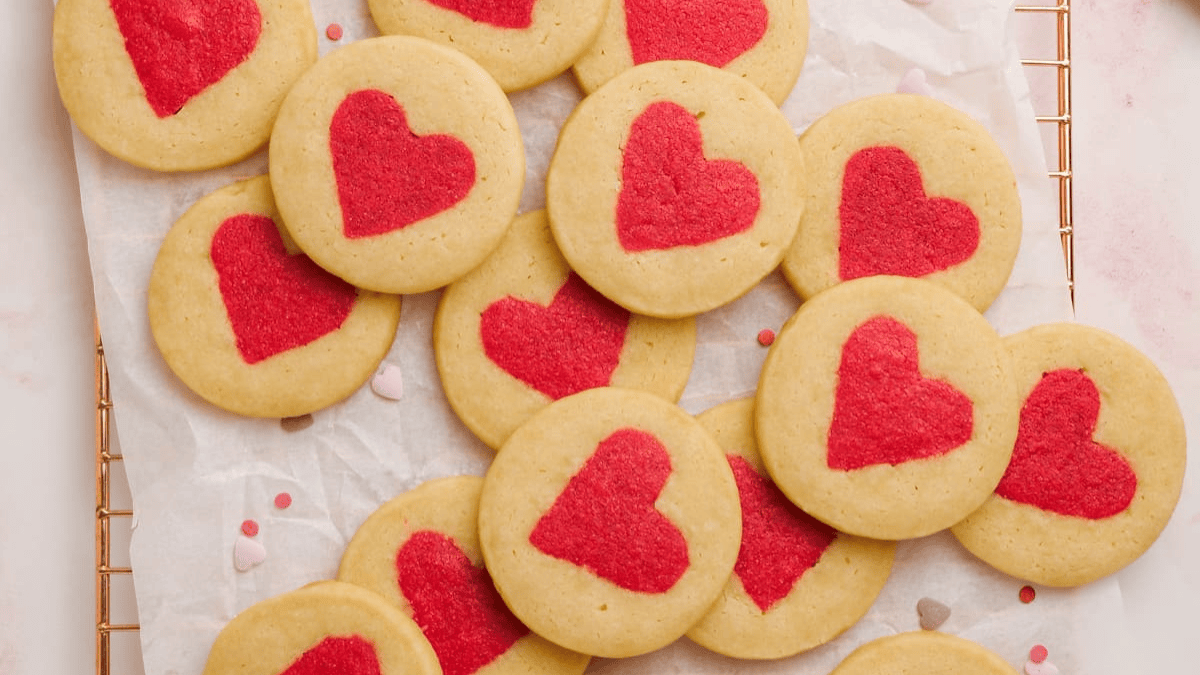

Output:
xmin=92 ymin=3 xmax=1074 ymax=672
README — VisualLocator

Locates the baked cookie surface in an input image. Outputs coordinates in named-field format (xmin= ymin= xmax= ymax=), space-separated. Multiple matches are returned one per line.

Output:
xmin=269 ymin=35 xmax=524 ymax=294
xmin=546 ymin=60 xmax=805 ymax=318
xmin=686 ymin=398 xmax=895 ymax=660
xmin=477 ymin=387 xmax=741 ymax=658
xmin=368 ymin=0 xmax=610 ymax=92
xmin=951 ymin=322 xmax=1187 ymax=587
xmin=782 ymin=94 xmax=1022 ymax=312
xmin=434 ymin=209 xmax=696 ymax=449
xmin=572 ymin=0 xmax=808 ymax=105
xmin=829 ymin=631 xmax=1018 ymax=675
xmin=755 ymin=276 xmax=1018 ymax=540
xmin=52 ymin=0 xmax=316 ymax=171
xmin=338 ymin=476 xmax=589 ymax=675
xmin=147 ymin=176 xmax=401 ymax=418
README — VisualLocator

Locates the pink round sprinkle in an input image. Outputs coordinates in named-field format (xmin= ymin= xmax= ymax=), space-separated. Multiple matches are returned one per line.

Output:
xmin=241 ymin=519 xmax=259 ymax=537
xmin=1019 ymin=585 xmax=1037 ymax=603
xmin=326 ymin=23 xmax=343 ymax=41
xmin=757 ymin=329 xmax=776 ymax=346
xmin=1029 ymin=645 xmax=1048 ymax=664
xmin=274 ymin=492 xmax=292 ymax=509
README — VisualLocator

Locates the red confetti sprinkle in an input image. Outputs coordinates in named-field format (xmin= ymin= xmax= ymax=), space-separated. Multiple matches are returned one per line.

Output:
xmin=326 ymin=23 xmax=343 ymax=41
xmin=1030 ymin=645 xmax=1048 ymax=664
xmin=275 ymin=492 xmax=292 ymax=509
xmin=1019 ymin=585 xmax=1037 ymax=603
xmin=757 ymin=328 xmax=776 ymax=346
xmin=241 ymin=519 xmax=259 ymax=537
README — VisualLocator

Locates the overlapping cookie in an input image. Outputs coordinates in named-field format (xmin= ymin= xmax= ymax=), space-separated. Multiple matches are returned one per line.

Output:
xmin=434 ymin=210 xmax=696 ymax=449
xmin=756 ymin=276 xmax=1019 ymax=540
xmin=573 ymin=0 xmax=809 ymax=105
xmin=368 ymin=0 xmax=610 ymax=92
xmin=269 ymin=35 xmax=525 ymax=294
xmin=546 ymin=60 xmax=805 ymax=318
xmin=52 ymin=0 xmax=316 ymax=171
xmin=952 ymin=322 xmax=1187 ymax=586
xmin=147 ymin=176 xmax=401 ymax=418
xmin=782 ymin=94 xmax=1022 ymax=312
xmin=829 ymin=631 xmax=1019 ymax=675
xmin=687 ymin=398 xmax=895 ymax=660
xmin=338 ymin=476 xmax=590 ymax=675
xmin=477 ymin=388 xmax=741 ymax=658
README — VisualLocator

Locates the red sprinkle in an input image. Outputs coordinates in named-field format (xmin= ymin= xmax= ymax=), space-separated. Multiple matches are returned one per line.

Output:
xmin=326 ymin=23 xmax=343 ymax=41
xmin=1030 ymin=645 xmax=1048 ymax=664
xmin=241 ymin=519 xmax=259 ymax=537
xmin=1019 ymin=585 xmax=1037 ymax=603
xmin=757 ymin=328 xmax=776 ymax=346
xmin=274 ymin=492 xmax=293 ymax=509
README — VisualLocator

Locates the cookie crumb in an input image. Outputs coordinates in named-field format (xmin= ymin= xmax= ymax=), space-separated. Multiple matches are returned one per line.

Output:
xmin=757 ymin=328 xmax=776 ymax=346
xmin=916 ymin=597 xmax=950 ymax=630
xmin=1019 ymin=585 xmax=1037 ymax=603
xmin=241 ymin=519 xmax=259 ymax=537
xmin=275 ymin=492 xmax=293 ymax=509
xmin=326 ymin=23 xmax=343 ymax=41
xmin=280 ymin=414 xmax=314 ymax=432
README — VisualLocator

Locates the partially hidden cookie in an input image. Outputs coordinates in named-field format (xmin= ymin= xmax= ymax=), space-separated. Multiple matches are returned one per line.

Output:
xmin=755 ymin=276 xmax=1019 ymax=540
xmin=367 ymin=0 xmax=610 ymax=92
xmin=687 ymin=398 xmax=895 ymax=660
xmin=477 ymin=388 xmax=741 ymax=658
xmin=200 ymin=580 xmax=440 ymax=675
xmin=269 ymin=35 xmax=525 ymax=294
xmin=829 ymin=631 xmax=1019 ymax=675
xmin=338 ymin=476 xmax=590 ymax=675
xmin=52 ymin=0 xmax=316 ymax=171
xmin=546 ymin=60 xmax=805 ymax=318
xmin=572 ymin=0 xmax=808 ymax=105
xmin=782 ymin=94 xmax=1022 ymax=312
xmin=147 ymin=176 xmax=401 ymax=418
xmin=951 ymin=322 xmax=1187 ymax=587
xmin=434 ymin=209 xmax=696 ymax=449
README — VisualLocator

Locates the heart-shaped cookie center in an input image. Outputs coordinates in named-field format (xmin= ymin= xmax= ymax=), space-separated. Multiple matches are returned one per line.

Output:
xmin=330 ymin=89 xmax=476 ymax=239
xmin=838 ymin=146 xmax=980 ymax=281
xmin=827 ymin=316 xmax=974 ymax=470
xmin=994 ymin=368 xmax=1137 ymax=519
xmin=210 ymin=214 xmax=357 ymax=365
xmin=396 ymin=531 xmax=529 ymax=675
xmin=623 ymin=0 xmax=768 ymax=68
xmin=480 ymin=272 xmax=630 ymax=400
xmin=616 ymin=101 xmax=760 ymax=252
xmin=728 ymin=455 xmax=836 ymax=611
xmin=281 ymin=636 xmax=380 ymax=675
xmin=109 ymin=0 xmax=262 ymax=117
xmin=529 ymin=428 xmax=689 ymax=593
xmin=424 ymin=0 xmax=536 ymax=28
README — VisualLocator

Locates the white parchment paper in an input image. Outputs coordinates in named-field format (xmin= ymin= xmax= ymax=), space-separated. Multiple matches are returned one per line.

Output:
xmin=65 ymin=0 xmax=1126 ymax=673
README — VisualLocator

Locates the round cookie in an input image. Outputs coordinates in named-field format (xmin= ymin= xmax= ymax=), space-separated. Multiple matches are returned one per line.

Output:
xmin=951 ymin=322 xmax=1187 ymax=587
xmin=52 ymin=0 xmax=316 ymax=172
xmin=545 ymin=60 xmax=805 ymax=318
xmin=269 ymin=35 xmax=525 ymax=295
xmin=829 ymin=631 xmax=1019 ymax=675
xmin=147 ymin=175 xmax=402 ymax=418
xmin=200 ymin=580 xmax=441 ymax=675
xmin=572 ymin=0 xmax=808 ymax=105
xmin=755 ymin=275 xmax=1019 ymax=540
xmin=367 ymin=0 xmax=610 ymax=92
xmin=477 ymin=387 xmax=742 ymax=658
xmin=338 ymin=476 xmax=590 ymax=675
xmin=687 ymin=398 xmax=895 ymax=660
xmin=782 ymin=93 xmax=1022 ymax=312
xmin=434 ymin=209 xmax=696 ymax=449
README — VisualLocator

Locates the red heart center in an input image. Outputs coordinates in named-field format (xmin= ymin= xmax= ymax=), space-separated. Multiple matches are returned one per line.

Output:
xmin=424 ymin=0 xmax=536 ymax=28
xmin=210 ymin=214 xmax=357 ymax=364
xmin=727 ymin=455 xmax=837 ymax=612
xmin=529 ymin=428 xmax=689 ymax=593
xmin=479 ymin=272 xmax=630 ymax=400
xmin=623 ymin=0 xmax=768 ymax=68
xmin=396 ymin=531 xmax=529 ymax=675
xmin=108 ymin=0 xmax=262 ymax=117
xmin=281 ymin=636 xmax=381 ymax=675
xmin=838 ymin=146 xmax=981 ymax=281
xmin=994 ymin=369 xmax=1137 ymax=519
xmin=616 ymin=101 xmax=761 ymax=252
xmin=827 ymin=316 xmax=974 ymax=470
xmin=330 ymin=89 xmax=476 ymax=239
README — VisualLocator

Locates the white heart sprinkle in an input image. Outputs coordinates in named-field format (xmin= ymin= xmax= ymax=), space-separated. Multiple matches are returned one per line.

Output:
xmin=234 ymin=535 xmax=266 ymax=572
xmin=371 ymin=364 xmax=404 ymax=400
xmin=1026 ymin=660 xmax=1059 ymax=675
xmin=916 ymin=597 xmax=951 ymax=630
xmin=897 ymin=68 xmax=934 ymax=96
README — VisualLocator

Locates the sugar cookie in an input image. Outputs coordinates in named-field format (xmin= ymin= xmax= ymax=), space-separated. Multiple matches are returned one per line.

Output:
xmin=829 ymin=631 xmax=1019 ymax=675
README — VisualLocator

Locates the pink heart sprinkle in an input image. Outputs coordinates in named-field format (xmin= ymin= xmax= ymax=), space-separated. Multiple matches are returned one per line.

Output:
xmin=234 ymin=535 xmax=266 ymax=572
xmin=1025 ymin=660 xmax=1059 ymax=675
xmin=897 ymin=68 xmax=933 ymax=96
xmin=371 ymin=363 xmax=405 ymax=400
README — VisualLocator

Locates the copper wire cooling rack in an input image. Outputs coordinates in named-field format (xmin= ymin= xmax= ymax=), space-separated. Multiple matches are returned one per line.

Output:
xmin=92 ymin=3 xmax=1075 ymax=673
